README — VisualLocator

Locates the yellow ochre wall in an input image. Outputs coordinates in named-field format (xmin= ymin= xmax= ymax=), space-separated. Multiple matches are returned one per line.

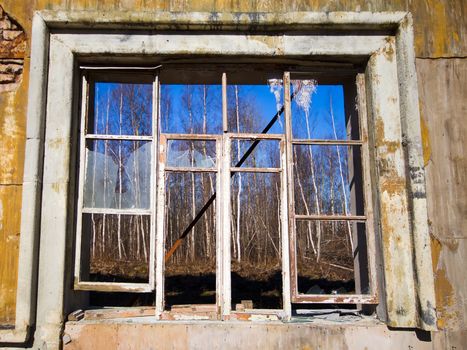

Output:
xmin=0 ymin=0 xmax=465 ymax=335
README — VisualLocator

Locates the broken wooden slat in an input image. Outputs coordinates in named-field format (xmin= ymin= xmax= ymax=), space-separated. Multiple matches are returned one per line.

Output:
xmin=68 ymin=309 xmax=84 ymax=321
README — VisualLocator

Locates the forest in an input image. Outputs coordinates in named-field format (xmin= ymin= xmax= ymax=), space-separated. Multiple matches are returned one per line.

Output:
xmin=80 ymin=75 xmax=364 ymax=307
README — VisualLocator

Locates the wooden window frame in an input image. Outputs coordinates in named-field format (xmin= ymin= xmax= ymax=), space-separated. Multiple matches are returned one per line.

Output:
xmin=73 ymin=67 xmax=378 ymax=312
xmin=73 ymin=70 xmax=159 ymax=293
xmin=284 ymin=72 xmax=379 ymax=305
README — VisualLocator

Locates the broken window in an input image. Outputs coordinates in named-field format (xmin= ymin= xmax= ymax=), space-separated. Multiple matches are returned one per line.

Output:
xmin=73 ymin=67 xmax=377 ymax=318
xmin=74 ymin=72 xmax=156 ymax=293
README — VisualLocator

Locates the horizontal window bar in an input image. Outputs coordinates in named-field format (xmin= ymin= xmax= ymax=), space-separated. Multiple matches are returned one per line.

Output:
xmin=295 ymin=214 xmax=366 ymax=221
xmin=82 ymin=208 xmax=152 ymax=215
xmin=80 ymin=65 xmax=162 ymax=71
xmin=228 ymin=133 xmax=284 ymax=140
xmin=161 ymin=133 xmax=220 ymax=141
xmin=230 ymin=167 xmax=281 ymax=173
xmin=292 ymin=293 xmax=378 ymax=305
xmin=291 ymin=139 xmax=363 ymax=145
xmin=74 ymin=281 xmax=153 ymax=293
xmin=85 ymin=134 xmax=153 ymax=141
xmin=165 ymin=166 xmax=217 ymax=173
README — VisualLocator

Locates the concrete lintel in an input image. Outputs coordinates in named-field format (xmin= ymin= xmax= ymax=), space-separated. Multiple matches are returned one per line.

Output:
xmin=37 ymin=11 xmax=408 ymax=32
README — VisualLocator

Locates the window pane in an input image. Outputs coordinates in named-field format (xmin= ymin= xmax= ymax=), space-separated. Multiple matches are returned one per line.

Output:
xmin=296 ymin=220 xmax=369 ymax=295
xmin=227 ymin=82 xmax=284 ymax=134
xmin=164 ymin=172 xmax=216 ymax=306
xmin=83 ymin=140 xmax=151 ymax=209
xmin=231 ymin=139 xmax=280 ymax=168
xmin=160 ymin=84 xmax=222 ymax=134
xmin=291 ymin=82 xmax=359 ymax=140
xmin=80 ymin=213 xmax=150 ymax=283
xmin=88 ymin=82 xmax=152 ymax=136
xmin=231 ymin=172 xmax=282 ymax=310
xmin=293 ymin=145 xmax=364 ymax=216
xmin=167 ymin=140 xmax=216 ymax=168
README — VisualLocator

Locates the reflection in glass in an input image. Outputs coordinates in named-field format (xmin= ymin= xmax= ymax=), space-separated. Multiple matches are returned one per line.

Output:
xmin=160 ymin=84 xmax=222 ymax=134
xmin=81 ymin=213 xmax=150 ymax=283
xmin=296 ymin=220 xmax=369 ymax=295
xmin=231 ymin=139 xmax=280 ymax=168
xmin=88 ymin=82 xmax=152 ymax=136
xmin=83 ymin=140 xmax=151 ymax=209
xmin=167 ymin=140 xmax=216 ymax=168
xmin=293 ymin=145 xmax=364 ymax=216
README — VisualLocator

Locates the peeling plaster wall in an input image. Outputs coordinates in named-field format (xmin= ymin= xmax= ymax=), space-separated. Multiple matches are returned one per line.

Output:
xmin=0 ymin=0 xmax=465 ymax=347
xmin=418 ymin=58 xmax=467 ymax=330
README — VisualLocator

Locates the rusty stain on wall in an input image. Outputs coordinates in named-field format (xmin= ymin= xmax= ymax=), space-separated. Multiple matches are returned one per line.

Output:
xmin=419 ymin=115 xmax=431 ymax=167
xmin=0 ymin=4 xmax=27 ymax=326
xmin=419 ymin=58 xmax=467 ymax=331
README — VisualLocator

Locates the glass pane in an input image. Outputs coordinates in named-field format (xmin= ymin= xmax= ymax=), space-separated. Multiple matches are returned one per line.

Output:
xmin=160 ymin=84 xmax=222 ymax=134
xmin=88 ymin=82 xmax=152 ymax=136
xmin=80 ymin=213 xmax=150 ymax=283
xmin=231 ymin=172 xmax=282 ymax=309
xmin=293 ymin=145 xmax=364 ymax=216
xmin=83 ymin=140 xmax=151 ymax=209
xmin=296 ymin=220 xmax=369 ymax=295
xmin=291 ymin=81 xmax=359 ymax=140
xmin=227 ymin=83 xmax=284 ymax=134
xmin=231 ymin=139 xmax=280 ymax=168
xmin=164 ymin=172 xmax=216 ymax=306
xmin=167 ymin=140 xmax=216 ymax=168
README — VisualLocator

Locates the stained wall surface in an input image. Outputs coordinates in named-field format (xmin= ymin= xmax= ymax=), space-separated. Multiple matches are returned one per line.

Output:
xmin=0 ymin=0 xmax=465 ymax=344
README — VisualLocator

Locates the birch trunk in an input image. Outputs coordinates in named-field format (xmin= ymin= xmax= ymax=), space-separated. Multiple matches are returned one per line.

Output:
xmin=303 ymin=109 xmax=322 ymax=261
xmin=330 ymin=98 xmax=354 ymax=253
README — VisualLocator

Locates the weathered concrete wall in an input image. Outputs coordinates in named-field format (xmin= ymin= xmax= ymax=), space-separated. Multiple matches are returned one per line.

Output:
xmin=0 ymin=0 xmax=465 ymax=347
xmin=63 ymin=321 xmax=436 ymax=350
xmin=418 ymin=58 xmax=467 ymax=330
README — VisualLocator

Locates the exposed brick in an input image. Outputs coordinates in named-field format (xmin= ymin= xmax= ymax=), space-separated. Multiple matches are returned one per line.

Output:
xmin=3 ymin=30 xmax=22 ymax=41
xmin=0 ymin=73 xmax=16 ymax=83
xmin=0 ymin=18 xmax=11 ymax=30
xmin=0 ymin=63 xmax=22 ymax=74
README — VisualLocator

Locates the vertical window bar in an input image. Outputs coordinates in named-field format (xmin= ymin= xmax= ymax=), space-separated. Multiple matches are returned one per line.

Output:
xmin=283 ymin=71 xmax=299 ymax=301
xmin=357 ymin=73 xmax=378 ymax=298
xmin=222 ymin=72 xmax=228 ymax=133
xmin=74 ymin=73 xmax=89 ymax=285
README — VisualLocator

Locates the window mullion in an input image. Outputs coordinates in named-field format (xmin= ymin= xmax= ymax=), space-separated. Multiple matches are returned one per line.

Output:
xmin=155 ymin=78 xmax=166 ymax=318
xmin=356 ymin=73 xmax=379 ymax=299
xmin=220 ymin=134 xmax=232 ymax=318
xmin=283 ymin=71 xmax=298 ymax=302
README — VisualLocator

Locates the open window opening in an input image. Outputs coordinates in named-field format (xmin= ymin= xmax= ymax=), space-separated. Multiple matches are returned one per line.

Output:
xmin=71 ymin=64 xmax=377 ymax=320
xmin=160 ymin=70 xmax=222 ymax=319
xmin=286 ymin=73 xmax=377 ymax=314
xmin=225 ymin=74 xmax=286 ymax=314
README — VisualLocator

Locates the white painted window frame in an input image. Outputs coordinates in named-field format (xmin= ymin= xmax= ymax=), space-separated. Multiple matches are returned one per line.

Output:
xmin=1 ymin=10 xmax=437 ymax=346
